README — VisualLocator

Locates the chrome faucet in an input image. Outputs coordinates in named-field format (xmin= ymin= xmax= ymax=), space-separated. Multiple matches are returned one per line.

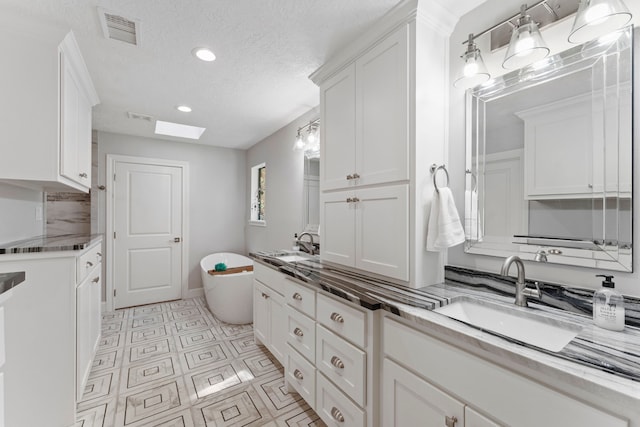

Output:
xmin=500 ymin=255 xmax=541 ymax=307
xmin=297 ymin=232 xmax=316 ymax=255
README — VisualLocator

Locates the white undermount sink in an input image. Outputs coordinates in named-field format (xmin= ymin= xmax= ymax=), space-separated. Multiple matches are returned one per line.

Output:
xmin=275 ymin=254 xmax=311 ymax=263
xmin=434 ymin=296 xmax=583 ymax=352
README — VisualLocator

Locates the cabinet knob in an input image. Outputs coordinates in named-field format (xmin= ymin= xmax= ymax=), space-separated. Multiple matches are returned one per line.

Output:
xmin=292 ymin=292 xmax=302 ymax=301
xmin=346 ymin=197 xmax=353 ymax=203
xmin=293 ymin=369 xmax=304 ymax=381
xmin=330 ymin=312 xmax=344 ymax=323
xmin=79 ymin=172 xmax=88 ymax=178
xmin=352 ymin=197 xmax=360 ymax=203
xmin=352 ymin=173 xmax=360 ymax=179
xmin=261 ymin=292 xmax=270 ymax=299
xmin=86 ymin=261 xmax=93 ymax=268
xmin=174 ymin=237 xmax=181 ymax=243
xmin=92 ymin=277 xmax=100 ymax=284
xmin=330 ymin=355 xmax=345 ymax=369
xmin=346 ymin=174 xmax=354 ymax=180
xmin=445 ymin=415 xmax=458 ymax=427
xmin=331 ymin=407 xmax=345 ymax=423
xmin=293 ymin=327 xmax=304 ymax=337
xmin=96 ymin=252 xmax=102 ymax=260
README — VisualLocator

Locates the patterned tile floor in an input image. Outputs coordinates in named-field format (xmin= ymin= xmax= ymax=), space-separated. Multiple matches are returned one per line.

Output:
xmin=76 ymin=297 xmax=327 ymax=427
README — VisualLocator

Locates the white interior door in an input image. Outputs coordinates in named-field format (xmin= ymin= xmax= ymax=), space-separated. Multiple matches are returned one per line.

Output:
xmin=113 ymin=161 xmax=183 ymax=309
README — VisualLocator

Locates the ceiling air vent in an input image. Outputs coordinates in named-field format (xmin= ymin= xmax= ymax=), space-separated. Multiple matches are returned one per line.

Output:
xmin=127 ymin=112 xmax=154 ymax=122
xmin=98 ymin=8 xmax=141 ymax=46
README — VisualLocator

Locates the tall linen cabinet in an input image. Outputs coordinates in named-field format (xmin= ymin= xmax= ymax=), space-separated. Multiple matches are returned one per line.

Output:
xmin=311 ymin=0 xmax=457 ymax=287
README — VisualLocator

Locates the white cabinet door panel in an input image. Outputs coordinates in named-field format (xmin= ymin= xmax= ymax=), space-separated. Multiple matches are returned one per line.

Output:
xmin=321 ymin=192 xmax=355 ymax=267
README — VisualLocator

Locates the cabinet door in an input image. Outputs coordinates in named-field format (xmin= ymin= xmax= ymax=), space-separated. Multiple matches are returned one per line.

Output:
xmin=89 ymin=269 xmax=102 ymax=359
xmin=76 ymin=89 xmax=92 ymax=186
xmin=466 ymin=407 xmax=502 ymax=427
xmin=269 ymin=293 xmax=286 ymax=365
xmin=355 ymin=184 xmax=409 ymax=281
xmin=355 ymin=25 xmax=409 ymax=187
xmin=383 ymin=358 xmax=464 ymax=427
xmin=76 ymin=278 xmax=92 ymax=399
xmin=60 ymin=50 xmax=81 ymax=185
xmin=320 ymin=191 xmax=355 ymax=267
xmin=321 ymin=63 xmax=356 ymax=191
xmin=253 ymin=280 xmax=270 ymax=346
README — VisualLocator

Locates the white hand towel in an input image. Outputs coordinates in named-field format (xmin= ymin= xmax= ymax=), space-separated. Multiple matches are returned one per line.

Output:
xmin=464 ymin=189 xmax=483 ymax=241
xmin=426 ymin=187 xmax=465 ymax=251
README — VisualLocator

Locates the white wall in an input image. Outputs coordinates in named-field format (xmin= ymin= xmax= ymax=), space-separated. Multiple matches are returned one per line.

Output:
xmin=448 ymin=0 xmax=640 ymax=297
xmin=0 ymin=183 xmax=44 ymax=244
xmin=96 ymin=131 xmax=247 ymax=293
xmin=245 ymin=107 xmax=319 ymax=253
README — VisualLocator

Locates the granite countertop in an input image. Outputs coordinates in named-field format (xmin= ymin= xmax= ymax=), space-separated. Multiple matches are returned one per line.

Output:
xmin=251 ymin=251 xmax=640 ymax=403
xmin=0 ymin=233 xmax=103 ymax=254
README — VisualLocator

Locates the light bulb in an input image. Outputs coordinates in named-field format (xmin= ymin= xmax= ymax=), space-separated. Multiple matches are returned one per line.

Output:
xmin=584 ymin=3 xmax=613 ymax=24
xmin=307 ymin=131 xmax=316 ymax=145
xmin=463 ymin=61 xmax=479 ymax=77
xmin=515 ymin=35 xmax=535 ymax=57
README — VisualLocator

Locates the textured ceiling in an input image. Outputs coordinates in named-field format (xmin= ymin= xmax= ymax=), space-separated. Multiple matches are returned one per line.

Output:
xmin=2 ymin=0 xmax=408 ymax=149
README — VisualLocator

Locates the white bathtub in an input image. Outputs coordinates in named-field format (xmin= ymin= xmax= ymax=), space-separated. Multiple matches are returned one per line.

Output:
xmin=200 ymin=252 xmax=254 ymax=324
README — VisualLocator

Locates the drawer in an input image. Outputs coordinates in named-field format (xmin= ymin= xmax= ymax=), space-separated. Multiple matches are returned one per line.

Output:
xmin=254 ymin=263 xmax=286 ymax=296
xmin=286 ymin=344 xmax=316 ymax=409
xmin=286 ymin=306 xmax=315 ymax=363
xmin=316 ymin=373 xmax=365 ymax=427
xmin=316 ymin=325 xmax=366 ymax=407
xmin=317 ymin=293 xmax=366 ymax=348
xmin=285 ymin=277 xmax=315 ymax=318
xmin=76 ymin=243 xmax=102 ymax=284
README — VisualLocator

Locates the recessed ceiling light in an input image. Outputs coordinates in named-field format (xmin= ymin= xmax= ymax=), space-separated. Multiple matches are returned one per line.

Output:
xmin=155 ymin=120 xmax=206 ymax=140
xmin=176 ymin=105 xmax=192 ymax=113
xmin=192 ymin=47 xmax=216 ymax=62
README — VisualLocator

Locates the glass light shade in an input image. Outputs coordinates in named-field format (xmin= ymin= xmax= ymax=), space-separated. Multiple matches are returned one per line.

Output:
xmin=503 ymin=20 xmax=550 ymax=69
xmin=293 ymin=132 xmax=305 ymax=150
xmin=568 ymin=0 xmax=632 ymax=44
xmin=453 ymin=45 xmax=490 ymax=89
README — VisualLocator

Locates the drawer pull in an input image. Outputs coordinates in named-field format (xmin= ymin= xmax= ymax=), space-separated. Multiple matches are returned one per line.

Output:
xmin=91 ymin=277 xmax=100 ymax=284
xmin=331 ymin=407 xmax=345 ymax=423
xmin=346 ymin=197 xmax=353 ymax=203
xmin=97 ymin=252 xmax=102 ymax=259
xmin=330 ymin=312 xmax=344 ymax=323
xmin=292 ymin=292 xmax=302 ymax=301
xmin=79 ymin=172 xmax=88 ymax=178
xmin=445 ymin=415 xmax=458 ymax=427
xmin=330 ymin=355 xmax=345 ymax=369
xmin=293 ymin=327 xmax=304 ymax=337
xmin=293 ymin=369 xmax=304 ymax=380
xmin=346 ymin=174 xmax=354 ymax=180
xmin=261 ymin=292 xmax=270 ymax=299
xmin=86 ymin=261 xmax=94 ymax=268
xmin=352 ymin=173 xmax=360 ymax=179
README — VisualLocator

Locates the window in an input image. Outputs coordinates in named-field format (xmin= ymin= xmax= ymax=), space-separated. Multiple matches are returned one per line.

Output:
xmin=250 ymin=162 xmax=266 ymax=224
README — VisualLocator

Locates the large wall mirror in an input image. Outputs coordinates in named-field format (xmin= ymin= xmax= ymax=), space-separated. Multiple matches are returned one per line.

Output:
xmin=465 ymin=27 xmax=633 ymax=272
xmin=302 ymin=157 xmax=320 ymax=233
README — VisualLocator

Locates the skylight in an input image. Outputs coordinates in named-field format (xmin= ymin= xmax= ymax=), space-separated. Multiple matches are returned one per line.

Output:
xmin=154 ymin=120 xmax=206 ymax=140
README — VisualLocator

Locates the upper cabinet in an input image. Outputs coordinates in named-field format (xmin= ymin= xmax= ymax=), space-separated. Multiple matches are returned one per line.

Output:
xmin=320 ymin=27 xmax=409 ymax=192
xmin=312 ymin=0 xmax=455 ymax=287
xmin=0 ymin=30 xmax=99 ymax=193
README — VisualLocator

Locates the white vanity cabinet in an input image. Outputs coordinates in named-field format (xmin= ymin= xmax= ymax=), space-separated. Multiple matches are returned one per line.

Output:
xmin=253 ymin=263 xmax=287 ymax=365
xmin=320 ymin=26 xmax=409 ymax=192
xmin=0 ymin=28 xmax=99 ymax=193
xmin=321 ymin=184 xmax=409 ymax=281
xmin=312 ymin=0 xmax=450 ymax=287
xmin=76 ymin=241 xmax=103 ymax=400
xmin=382 ymin=316 xmax=629 ymax=427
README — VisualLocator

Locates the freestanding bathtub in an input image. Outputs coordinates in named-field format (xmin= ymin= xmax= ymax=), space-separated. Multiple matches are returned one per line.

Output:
xmin=200 ymin=253 xmax=254 ymax=324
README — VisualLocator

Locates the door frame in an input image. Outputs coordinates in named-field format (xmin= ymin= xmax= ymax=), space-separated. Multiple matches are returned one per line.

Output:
xmin=105 ymin=154 xmax=190 ymax=311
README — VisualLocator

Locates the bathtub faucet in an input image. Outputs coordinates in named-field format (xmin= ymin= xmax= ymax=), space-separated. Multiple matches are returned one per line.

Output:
xmin=297 ymin=232 xmax=317 ymax=255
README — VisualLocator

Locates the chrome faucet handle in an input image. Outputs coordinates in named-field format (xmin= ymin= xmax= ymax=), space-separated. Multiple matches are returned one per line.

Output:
xmin=522 ymin=281 xmax=542 ymax=300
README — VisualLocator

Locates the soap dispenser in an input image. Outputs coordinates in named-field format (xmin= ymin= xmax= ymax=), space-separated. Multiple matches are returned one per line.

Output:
xmin=593 ymin=274 xmax=625 ymax=331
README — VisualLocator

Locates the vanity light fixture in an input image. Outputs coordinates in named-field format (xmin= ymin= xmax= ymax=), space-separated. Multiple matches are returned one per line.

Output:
xmin=503 ymin=4 xmax=550 ymax=69
xmin=293 ymin=118 xmax=320 ymax=159
xmin=453 ymin=34 xmax=491 ymax=89
xmin=568 ymin=0 xmax=632 ymax=43
xmin=192 ymin=47 xmax=216 ymax=62
xmin=176 ymin=105 xmax=192 ymax=113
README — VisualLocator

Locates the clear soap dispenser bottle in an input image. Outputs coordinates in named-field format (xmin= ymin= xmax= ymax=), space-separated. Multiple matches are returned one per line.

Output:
xmin=593 ymin=274 xmax=625 ymax=331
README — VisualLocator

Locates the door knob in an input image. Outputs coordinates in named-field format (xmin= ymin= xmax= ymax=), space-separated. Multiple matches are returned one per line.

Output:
xmin=174 ymin=237 xmax=181 ymax=243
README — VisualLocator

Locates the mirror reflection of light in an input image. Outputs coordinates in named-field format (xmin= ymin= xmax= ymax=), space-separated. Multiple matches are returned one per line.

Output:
xmin=597 ymin=31 xmax=622 ymax=45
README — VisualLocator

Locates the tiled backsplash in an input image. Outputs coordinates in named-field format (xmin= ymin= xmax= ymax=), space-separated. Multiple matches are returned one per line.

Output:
xmin=46 ymin=192 xmax=91 ymax=235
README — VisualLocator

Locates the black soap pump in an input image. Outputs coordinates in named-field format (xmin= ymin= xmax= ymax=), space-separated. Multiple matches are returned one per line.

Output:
xmin=593 ymin=274 xmax=625 ymax=331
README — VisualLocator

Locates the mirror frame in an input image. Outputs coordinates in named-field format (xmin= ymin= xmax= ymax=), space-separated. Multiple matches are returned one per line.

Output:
xmin=464 ymin=26 xmax=634 ymax=272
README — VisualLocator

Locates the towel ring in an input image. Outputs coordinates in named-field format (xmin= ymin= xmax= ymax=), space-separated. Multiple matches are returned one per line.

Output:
xmin=430 ymin=164 xmax=449 ymax=193
xmin=466 ymin=169 xmax=477 ymax=191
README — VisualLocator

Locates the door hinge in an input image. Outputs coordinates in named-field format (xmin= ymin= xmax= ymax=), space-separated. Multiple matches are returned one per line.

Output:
xmin=113 ymin=173 xmax=116 ymax=181
xmin=113 ymin=289 xmax=116 ymax=297
xmin=113 ymin=231 xmax=116 ymax=239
